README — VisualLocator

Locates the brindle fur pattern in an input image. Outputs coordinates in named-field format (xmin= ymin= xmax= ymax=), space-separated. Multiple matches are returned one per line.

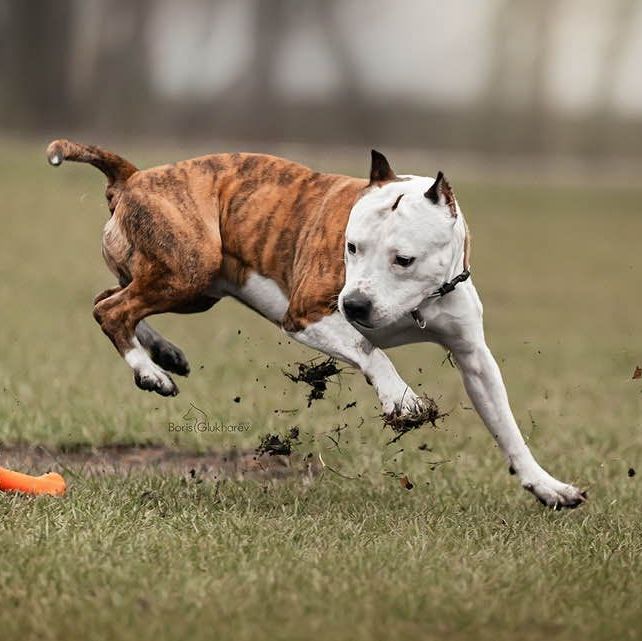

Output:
xmin=113 ymin=152 xmax=367 ymax=331
xmin=46 ymin=140 xmax=370 ymax=383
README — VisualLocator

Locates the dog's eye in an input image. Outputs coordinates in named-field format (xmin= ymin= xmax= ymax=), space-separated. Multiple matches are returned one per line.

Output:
xmin=394 ymin=255 xmax=415 ymax=267
xmin=347 ymin=242 xmax=356 ymax=254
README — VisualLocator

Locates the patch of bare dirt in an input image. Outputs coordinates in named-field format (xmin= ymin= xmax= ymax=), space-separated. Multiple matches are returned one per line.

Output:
xmin=0 ymin=443 xmax=319 ymax=481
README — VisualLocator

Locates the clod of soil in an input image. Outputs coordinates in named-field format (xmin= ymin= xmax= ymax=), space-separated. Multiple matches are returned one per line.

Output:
xmin=256 ymin=427 xmax=301 ymax=457
xmin=382 ymin=395 xmax=445 ymax=444
xmin=399 ymin=475 xmax=414 ymax=491
xmin=283 ymin=357 xmax=341 ymax=406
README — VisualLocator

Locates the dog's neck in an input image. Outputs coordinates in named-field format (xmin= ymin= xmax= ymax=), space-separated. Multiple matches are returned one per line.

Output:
xmin=447 ymin=212 xmax=471 ymax=281
xmin=410 ymin=214 xmax=472 ymax=329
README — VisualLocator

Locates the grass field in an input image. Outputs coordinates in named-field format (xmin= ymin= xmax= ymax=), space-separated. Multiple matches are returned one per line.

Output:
xmin=0 ymin=141 xmax=641 ymax=641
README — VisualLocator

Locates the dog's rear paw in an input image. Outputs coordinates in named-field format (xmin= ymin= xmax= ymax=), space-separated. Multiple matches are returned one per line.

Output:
xmin=149 ymin=342 xmax=190 ymax=377
xmin=523 ymin=476 xmax=587 ymax=510
xmin=134 ymin=367 xmax=179 ymax=397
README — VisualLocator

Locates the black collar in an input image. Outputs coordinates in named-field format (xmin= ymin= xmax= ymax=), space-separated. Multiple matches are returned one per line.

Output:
xmin=428 ymin=268 xmax=471 ymax=298
xmin=411 ymin=269 xmax=471 ymax=329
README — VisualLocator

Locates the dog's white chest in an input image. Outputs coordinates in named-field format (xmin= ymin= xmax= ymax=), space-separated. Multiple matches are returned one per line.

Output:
xmin=214 ymin=272 xmax=289 ymax=322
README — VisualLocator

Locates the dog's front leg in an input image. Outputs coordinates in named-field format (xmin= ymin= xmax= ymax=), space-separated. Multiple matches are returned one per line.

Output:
xmin=447 ymin=333 xmax=586 ymax=508
xmin=286 ymin=312 xmax=420 ymax=415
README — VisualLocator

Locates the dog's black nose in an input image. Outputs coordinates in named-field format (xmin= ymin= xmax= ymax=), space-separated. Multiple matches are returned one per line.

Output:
xmin=342 ymin=294 xmax=372 ymax=324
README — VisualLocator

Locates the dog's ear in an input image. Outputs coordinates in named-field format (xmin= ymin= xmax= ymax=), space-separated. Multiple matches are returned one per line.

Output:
xmin=369 ymin=149 xmax=396 ymax=184
xmin=425 ymin=171 xmax=457 ymax=217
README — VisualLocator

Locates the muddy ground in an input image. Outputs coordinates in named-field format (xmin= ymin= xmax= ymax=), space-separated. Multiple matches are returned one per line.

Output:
xmin=0 ymin=444 xmax=320 ymax=481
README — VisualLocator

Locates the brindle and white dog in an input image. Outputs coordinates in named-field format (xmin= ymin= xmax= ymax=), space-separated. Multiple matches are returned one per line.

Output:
xmin=46 ymin=140 xmax=586 ymax=508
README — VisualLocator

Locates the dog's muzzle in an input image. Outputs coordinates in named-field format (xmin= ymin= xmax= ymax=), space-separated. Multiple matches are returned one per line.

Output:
xmin=342 ymin=293 xmax=373 ymax=326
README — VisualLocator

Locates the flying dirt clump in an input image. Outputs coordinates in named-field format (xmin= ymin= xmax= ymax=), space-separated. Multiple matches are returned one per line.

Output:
xmin=256 ymin=427 xmax=301 ymax=457
xmin=283 ymin=357 xmax=342 ymax=406
xmin=382 ymin=395 xmax=445 ymax=444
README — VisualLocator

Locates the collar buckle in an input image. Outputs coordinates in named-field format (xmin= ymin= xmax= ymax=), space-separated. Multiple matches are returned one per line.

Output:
xmin=411 ymin=269 xmax=471 ymax=329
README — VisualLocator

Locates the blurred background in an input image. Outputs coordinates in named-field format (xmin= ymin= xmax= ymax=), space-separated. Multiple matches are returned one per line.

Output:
xmin=0 ymin=7 xmax=640 ymax=638
xmin=0 ymin=0 xmax=639 ymax=451
xmin=2 ymin=0 xmax=642 ymax=180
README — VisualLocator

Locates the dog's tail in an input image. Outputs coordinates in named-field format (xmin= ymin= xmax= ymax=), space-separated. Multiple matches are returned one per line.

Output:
xmin=46 ymin=139 xmax=138 ymax=186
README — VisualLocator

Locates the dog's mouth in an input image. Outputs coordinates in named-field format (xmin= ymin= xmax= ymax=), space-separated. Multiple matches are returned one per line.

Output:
xmin=350 ymin=318 xmax=375 ymax=330
xmin=411 ymin=309 xmax=427 ymax=329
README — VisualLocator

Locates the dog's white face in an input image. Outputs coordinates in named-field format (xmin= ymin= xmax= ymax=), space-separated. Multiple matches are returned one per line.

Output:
xmin=339 ymin=155 xmax=467 ymax=330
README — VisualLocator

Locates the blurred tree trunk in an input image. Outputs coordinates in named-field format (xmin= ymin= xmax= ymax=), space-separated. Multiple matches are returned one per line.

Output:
xmin=313 ymin=0 xmax=372 ymax=143
xmin=84 ymin=0 xmax=153 ymax=134
xmin=248 ymin=0 xmax=286 ymax=137
xmin=1 ymin=0 xmax=74 ymax=128
xmin=481 ymin=0 xmax=558 ymax=154
xmin=587 ymin=0 xmax=639 ymax=156
xmin=524 ymin=0 xmax=558 ymax=153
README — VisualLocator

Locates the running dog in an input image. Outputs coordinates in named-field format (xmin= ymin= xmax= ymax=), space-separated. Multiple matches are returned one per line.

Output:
xmin=46 ymin=140 xmax=586 ymax=508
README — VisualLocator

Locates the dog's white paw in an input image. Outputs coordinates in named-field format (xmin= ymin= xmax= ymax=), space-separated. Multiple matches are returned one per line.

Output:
xmin=522 ymin=473 xmax=587 ymax=509
xmin=382 ymin=389 xmax=423 ymax=417
xmin=126 ymin=340 xmax=179 ymax=397
xmin=134 ymin=363 xmax=178 ymax=397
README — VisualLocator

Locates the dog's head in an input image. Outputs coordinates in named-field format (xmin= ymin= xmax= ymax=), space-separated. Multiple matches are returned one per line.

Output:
xmin=339 ymin=150 xmax=469 ymax=329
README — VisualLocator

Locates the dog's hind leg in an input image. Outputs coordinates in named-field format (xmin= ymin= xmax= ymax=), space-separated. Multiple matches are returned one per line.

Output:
xmin=93 ymin=283 xmax=194 ymax=396
xmin=94 ymin=287 xmax=191 ymax=377
xmin=94 ymin=286 xmax=122 ymax=305
xmin=94 ymin=175 xmax=224 ymax=395
xmin=135 ymin=296 xmax=219 ymax=375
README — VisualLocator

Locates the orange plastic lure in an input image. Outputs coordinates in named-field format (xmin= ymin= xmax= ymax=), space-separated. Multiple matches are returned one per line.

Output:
xmin=0 ymin=466 xmax=66 ymax=496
